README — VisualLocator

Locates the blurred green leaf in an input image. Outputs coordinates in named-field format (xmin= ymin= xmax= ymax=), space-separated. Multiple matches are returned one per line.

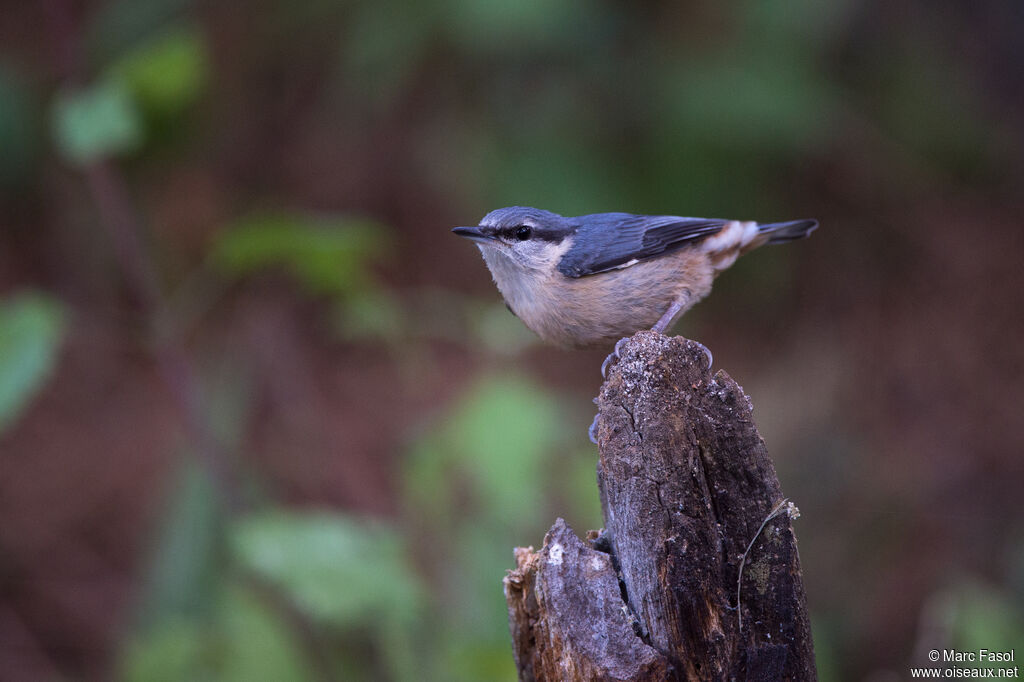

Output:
xmin=440 ymin=628 xmax=518 ymax=682
xmin=217 ymin=583 xmax=318 ymax=682
xmin=211 ymin=212 xmax=388 ymax=298
xmin=402 ymin=374 xmax=583 ymax=680
xmin=110 ymin=27 xmax=208 ymax=119
xmin=405 ymin=375 xmax=564 ymax=526
xmin=137 ymin=460 xmax=225 ymax=626
xmin=447 ymin=377 xmax=561 ymax=520
xmin=562 ymin=451 xmax=602 ymax=533
xmin=52 ymin=78 xmax=143 ymax=165
xmin=231 ymin=510 xmax=421 ymax=627
xmin=119 ymin=617 xmax=207 ymax=682
xmin=0 ymin=67 xmax=41 ymax=188
xmin=120 ymin=583 xmax=316 ymax=682
xmin=948 ymin=582 xmax=1024 ymax=666
xmin=810 ymin=618 xmax=841 ymax=682
xmin=0 ymin=293 xmax=66 ymax=433
xmin=335 ymin=290 xmax=406 ymax=342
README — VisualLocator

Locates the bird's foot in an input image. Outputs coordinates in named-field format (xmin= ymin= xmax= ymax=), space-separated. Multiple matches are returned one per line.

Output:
xmin=588 ymin=413 xmax=600 ymax=445
xmin=694 ymin=341 xmax=713 ymax=369
xmin=600 ymin=337 xmax=631 ymax=378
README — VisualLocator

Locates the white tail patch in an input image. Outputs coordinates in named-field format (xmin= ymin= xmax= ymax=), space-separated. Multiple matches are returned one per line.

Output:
xmin=701 ymin=220 xmax=759 ymax=254
xmin=702 ymin=221 xmax=760 ymax=271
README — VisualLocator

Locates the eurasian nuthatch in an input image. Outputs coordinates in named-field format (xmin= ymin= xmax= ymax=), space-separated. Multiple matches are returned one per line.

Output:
xmin=453 ymin=206 xmax=817 ymax=349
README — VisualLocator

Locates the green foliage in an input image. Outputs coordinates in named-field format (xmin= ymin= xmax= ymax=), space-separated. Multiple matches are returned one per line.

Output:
xmin=335 ymin=290 xmax=406 ymax=343
xmin=126 ymin=493 xmax=424 ymax=680
xmin=211 ymin=212 xmax=388 ymax=299
xmin=52 ymin=20 xmax=207 ymax=164
xmin=115 ymin=311 xmax=592 ymax=682
xmin=562 ymin=451 xmax=604 ymax=532
xmin=947 ymin=582 xmax=1024 ymax=665
xmin=231 ymin=511 xmax=421 ymax=627
xmin=120 ymin=582 xmax=317 ymax=682
xmin=215 ymin=584 xmax=318 ymax=682
xmin=405 ymin=375 xmax=564 ymax=527
xmin=810 ymin=618 xmax=841 ymax=682
xmin=120 ymin=617 xmax=207 ymax=682
xmin=403 ymin=374 xmax=599 ymax=681
xmin=52 ymin=78 xmax=143 ymax=165
xmin=231 ymin=510 xmax=422 ymax=681
xmin=136 ymin=460 xmax=225 ymax=627
xmin=122 ymin=462 xmax=321 ymax=681
xmin=109 ymin=27 xmax=208 ymax=120
xmin=0 ymin=292 xmax=66 ymax=434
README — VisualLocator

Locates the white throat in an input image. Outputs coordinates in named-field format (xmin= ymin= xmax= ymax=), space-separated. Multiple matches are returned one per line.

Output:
xmin=477 ymin=239 xmax=572 ymax=317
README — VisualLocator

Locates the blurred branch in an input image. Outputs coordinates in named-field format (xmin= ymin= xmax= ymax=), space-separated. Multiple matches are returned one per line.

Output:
xmin=84 ymin=160 xmax=240 ymax=510
xmin=83 ymin=161 xmax=162 ymax=306
xmin=45 ymin=0 xmax=239 ymax=510
xmin=506 ymin=332 xmax=816 ymax=681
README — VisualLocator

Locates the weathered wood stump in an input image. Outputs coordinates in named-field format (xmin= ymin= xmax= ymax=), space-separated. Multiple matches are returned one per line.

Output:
xmin=504 ymin=331 xmax=815 ymax=681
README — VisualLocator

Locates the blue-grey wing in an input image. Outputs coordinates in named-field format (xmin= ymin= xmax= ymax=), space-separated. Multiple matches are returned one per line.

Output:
xmin=557 ymin=214 xmax=726 ymax=278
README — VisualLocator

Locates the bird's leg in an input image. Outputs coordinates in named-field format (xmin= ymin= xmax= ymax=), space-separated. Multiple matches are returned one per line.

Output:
xmin=651 ymin=297 xmax=687 ymax=334
xmin=652 ymin=295 xmax=713 ymax=368
xmin=600 ymin=294 xmax=701 ymax=381
xmin=595 ymin=295 xmax=712 ymax=441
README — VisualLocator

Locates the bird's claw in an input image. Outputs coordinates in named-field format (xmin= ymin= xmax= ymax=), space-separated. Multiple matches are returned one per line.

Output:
xmin=695 ymin=341 xmax=713 ymax=369
xmin=600 ymin=353 xmax=615 ymax=379
xmin=615 ymin=336 xmax=630 ymax=356
xmin=588 ymin=413 xmax=600 ymax=444
xmin=600 ymin=337 xmax=632 ymax=378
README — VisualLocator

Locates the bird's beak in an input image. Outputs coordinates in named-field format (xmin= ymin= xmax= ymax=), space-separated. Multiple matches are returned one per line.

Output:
xmin=452 ymin=226 xmax=493 ymax=244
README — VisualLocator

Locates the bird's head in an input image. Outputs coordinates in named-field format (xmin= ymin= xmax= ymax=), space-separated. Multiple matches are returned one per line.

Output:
xmin=452 ymin=206 xmax=575 ymax=272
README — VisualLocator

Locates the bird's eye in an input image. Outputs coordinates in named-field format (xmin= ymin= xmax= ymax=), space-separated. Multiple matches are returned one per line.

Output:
xmin=514 ymin=225 xmax=532 ymax=241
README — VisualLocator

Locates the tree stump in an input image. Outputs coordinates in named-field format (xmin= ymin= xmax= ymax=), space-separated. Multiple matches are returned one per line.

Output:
xmin=504 ymin=331 xmax=816 ymax=681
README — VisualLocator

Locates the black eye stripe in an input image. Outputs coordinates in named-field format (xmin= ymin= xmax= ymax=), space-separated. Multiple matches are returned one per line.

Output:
xmin=491 ymin=224 xmax=566 ymax=243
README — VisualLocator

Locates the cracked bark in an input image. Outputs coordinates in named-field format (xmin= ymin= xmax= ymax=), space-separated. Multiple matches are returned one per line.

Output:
xmin=504 ymin=331 xmax=816 ymax=681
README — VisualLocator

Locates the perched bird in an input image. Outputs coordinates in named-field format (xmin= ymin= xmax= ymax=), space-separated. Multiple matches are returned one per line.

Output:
xmin=453 ymin=206 xmax=817 ymax=349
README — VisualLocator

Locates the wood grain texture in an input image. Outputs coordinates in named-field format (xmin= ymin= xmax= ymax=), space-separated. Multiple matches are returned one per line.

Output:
xmin=504 ymin=519 xmax=670 ymax=681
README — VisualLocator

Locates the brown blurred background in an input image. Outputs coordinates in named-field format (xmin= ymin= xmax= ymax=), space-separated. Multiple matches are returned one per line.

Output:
xmin=1 ymin=0 xmax=1022 ymax=680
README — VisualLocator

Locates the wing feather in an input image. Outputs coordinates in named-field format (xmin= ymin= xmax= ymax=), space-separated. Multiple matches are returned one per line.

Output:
xmin=557 ymin=213 xmax=726 ymax=278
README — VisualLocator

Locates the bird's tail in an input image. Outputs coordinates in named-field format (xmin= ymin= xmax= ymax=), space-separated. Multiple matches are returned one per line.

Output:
xmin=758 ymin=219 xmax=818 ymax=244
